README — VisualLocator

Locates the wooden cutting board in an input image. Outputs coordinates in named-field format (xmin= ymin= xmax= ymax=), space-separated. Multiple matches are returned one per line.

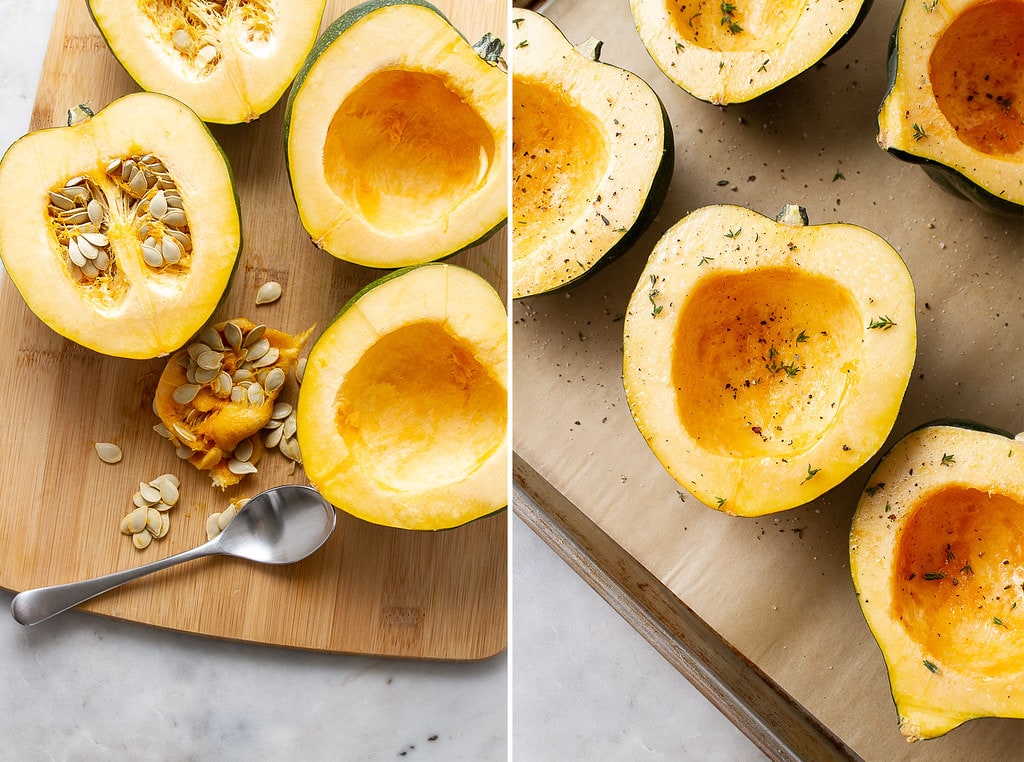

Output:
xmin=0 ymin=0 xmax=507 ymax=660
xmin=513 ymin=0 xmax=1022 ymax=757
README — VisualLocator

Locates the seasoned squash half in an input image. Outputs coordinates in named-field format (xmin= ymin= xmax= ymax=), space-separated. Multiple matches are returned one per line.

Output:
xmin=511 ymin=9 xmax=673 ymax=298
xmin=629 ymin=0 xmax=871 ymax=104
xmin=850 ymin=421 xmax=1024 ymax=741
xmin=623 ymin=204 xmax=916 ymax=516
xmin=0 ymin=92 xmax=241 ymax=359
xmin=87 ymin=0 xmax=327 ymax=124
xmin=296 ymin=264 xmax=507 ymax=530
xmin=285 ymin=0 xmax=508 ymax=268
xmin=877 ymin=0 xmax=1024 ymax=216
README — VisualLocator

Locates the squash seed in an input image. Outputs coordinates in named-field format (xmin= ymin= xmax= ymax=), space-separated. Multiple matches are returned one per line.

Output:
xmin=224 ymin=321 xmax=244 ymax=349
xmin=234 ymin=437 xmax=254 ymax=462
xmin=48 ymin=191 xmax=75 ymax=211
xmin=263 ymin=425 xmax=284 ymax=449
xmin=132 ymin=530 xmax=153 ymax=550
xmin=94 ymin=442 xmax=122 ymax=464
xmin=172 ymin=383 xmax=201 ymax=405
xmin=87 ymin=199 xmax=104 ymax=226
xmin=227 ymin=459 xmax=257 ymax=476
xmin=263 ymin=367 xmax=286 ymax=392
xmin=256 ymin=281 xmax=282 ymax=305
xmin=196 ymin=350 xmax=224 ymax=371
xmin=199 ymin=326 xmax=224 ymax=351
xmin=142 ymin=243 xmax=164 ymax=268
xmin=244 ymin=324 xmax=267 ymax=347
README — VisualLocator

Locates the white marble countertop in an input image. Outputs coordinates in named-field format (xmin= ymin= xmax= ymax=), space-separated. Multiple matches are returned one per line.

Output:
xmin=0 ymin=2 xmax=763 ymax=759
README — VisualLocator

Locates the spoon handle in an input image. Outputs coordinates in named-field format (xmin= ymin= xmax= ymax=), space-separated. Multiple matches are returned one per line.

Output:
xmin=11 ymin=541 xmax=220 ymax=626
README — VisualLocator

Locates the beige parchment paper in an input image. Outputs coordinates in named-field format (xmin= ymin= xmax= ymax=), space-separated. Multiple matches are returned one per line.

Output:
xmin=511 ymin=0 xmax=1024 ymax=758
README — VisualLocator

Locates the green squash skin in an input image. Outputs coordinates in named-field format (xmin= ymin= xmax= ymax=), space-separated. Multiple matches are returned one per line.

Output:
xmin=283 ymin=0 xmax=507 ymax=265
xmin=303 ymin=262 xmax=508 ymax=530
xmin=878 ymin=14 xmax=1023 ymax=219
xmin=517 ymin=97 xmax=675 ymax=299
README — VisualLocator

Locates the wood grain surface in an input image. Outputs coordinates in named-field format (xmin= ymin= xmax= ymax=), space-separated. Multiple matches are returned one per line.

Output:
xmin=0 ymin=0 xmax=508 ymax=660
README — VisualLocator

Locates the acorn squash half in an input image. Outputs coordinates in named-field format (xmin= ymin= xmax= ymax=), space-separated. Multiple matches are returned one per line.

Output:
xmin=629 ymin=0 xmax=871 ymax=104
xmin=877 ymin=0 xmax=1024 ymax=216
xmin=850 ymin=421 xmax=1024 ymax=741
xmin=511 ymin=9 xmax=673 ymax=299
xmin=87 ymin=0 xmax=327 ymax=124
xmin=623 ymin=204 xmax=916 ymax=517
xmin=0 ymin=92 xmax=241 ymax=359
xmin=284 ymin=0 xmax=508 ymax=268
xmin=296 ymin=263 xmax=507 ymax=530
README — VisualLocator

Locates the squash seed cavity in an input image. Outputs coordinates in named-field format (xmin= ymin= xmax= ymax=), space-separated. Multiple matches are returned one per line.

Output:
xmin=143 ymin=0 xmax=275 ymax=74
xmin=47 ymin=153 xmax=193 ymax=303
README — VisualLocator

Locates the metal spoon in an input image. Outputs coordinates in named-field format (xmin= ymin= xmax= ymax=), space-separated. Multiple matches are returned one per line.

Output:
xmin=11 ymin=484 xmax=336 ymax=626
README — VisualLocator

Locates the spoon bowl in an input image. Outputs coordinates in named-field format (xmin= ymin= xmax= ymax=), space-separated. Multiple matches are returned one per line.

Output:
xmin=11 ymin=484 xmax=336 ymax=626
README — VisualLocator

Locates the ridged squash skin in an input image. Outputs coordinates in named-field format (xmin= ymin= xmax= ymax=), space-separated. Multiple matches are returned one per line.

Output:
xmin=629 ymin=0 xmax=872 ymax=104
xmin=87 ymin=0 xmax=327 ymax=124
xmin=296 ymin=263 xmax=508 ymax=531
xmin=850 ymin=421 xmax=1024 ymax=741
xmin=511 ymin=9 xmax=673 ymax=299
xmin=623 ymin=204 xmax=916 ymax=516
xmin=877 ymin=0 xmax=1024 ymax=216
xmin=285 ymin=0 xmax=508 ymax=268
xmin=0 ymin=92 xmax=241 ymax=359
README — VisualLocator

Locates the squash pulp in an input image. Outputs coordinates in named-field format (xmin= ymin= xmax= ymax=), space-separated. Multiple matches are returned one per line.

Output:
xmin=851 ymin=422 xmax=1024 ymax=740
xmin=296 ymin=264 xmax=508 ymax=530
xmin=623 ymin=204 xmax=916 ymax=516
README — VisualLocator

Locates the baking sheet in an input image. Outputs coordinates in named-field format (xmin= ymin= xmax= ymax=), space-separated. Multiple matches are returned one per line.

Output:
xmin=512 ymin=0 xmax=1023 ymax=757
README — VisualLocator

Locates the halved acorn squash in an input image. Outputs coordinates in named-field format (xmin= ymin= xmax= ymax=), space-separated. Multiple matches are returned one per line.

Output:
xmin=511 ymin=9 xmax=673 ymax=299
xmin=0 ymin=92 xmax=241 ymax=359
xmin=87 ymin=0 xmax=327 ymax=124
xmin=850 ymin=421 xmax=1024 ymax=741
xmin=296 ymin=263 xmax=507 ymax=530
xmin=629 ymin=0 xmax=871 ymax=104
xmin=623 ymin=204 xmax=916 ymax=516
xmin=877 ymin=0 xmax=1024 ymax=216
xmin=284 ymin=0 xmax=508 ymax=268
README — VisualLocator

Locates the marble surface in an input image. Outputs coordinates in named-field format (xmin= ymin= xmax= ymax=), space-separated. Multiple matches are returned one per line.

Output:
xmin=1 ymin=2 xmax=763 ymax=759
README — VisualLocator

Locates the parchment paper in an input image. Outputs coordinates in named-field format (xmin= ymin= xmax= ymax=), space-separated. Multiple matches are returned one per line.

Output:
xmin=511 ymin=0 xmax=1023 ymax=758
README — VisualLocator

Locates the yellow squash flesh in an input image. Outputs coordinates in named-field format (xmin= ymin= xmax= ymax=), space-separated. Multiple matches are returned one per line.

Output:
xmin=623 ymin=204 xmax=916 ymax=516
xmin=850 ymin=423 xmax=1024 ymax=741
xmin=296 ymin=264 xmax=508 ymax=530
